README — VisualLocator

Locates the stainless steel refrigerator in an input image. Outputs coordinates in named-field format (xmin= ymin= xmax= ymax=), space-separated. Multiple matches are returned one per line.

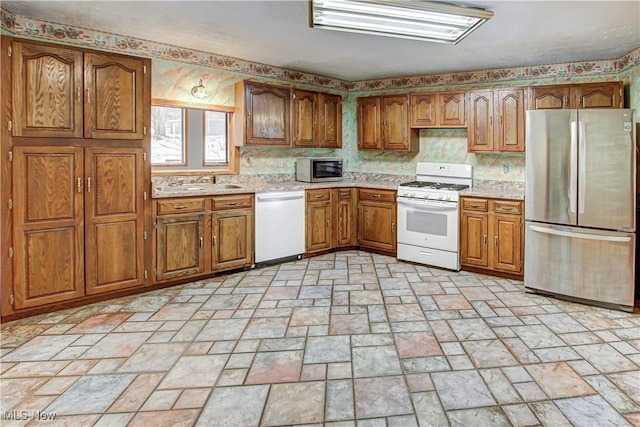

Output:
xmin=525 ymin=109 xmax=636 ymax=311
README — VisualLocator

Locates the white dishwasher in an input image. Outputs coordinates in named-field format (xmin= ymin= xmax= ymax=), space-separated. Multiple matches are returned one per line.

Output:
xmin=254 ymin=191 xmax=305 ymax=263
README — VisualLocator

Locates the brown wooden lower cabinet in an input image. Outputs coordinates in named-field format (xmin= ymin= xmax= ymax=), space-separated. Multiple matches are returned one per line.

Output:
xmin=335 ymin=188 xmax=356 ymax=248
xmin=304 ymin=187 xmax=358 ymax=255
xmin=153 ymin=194 xmax=254 ymax=283
xmin=11 ymin=145 xmax=146 ymax=310
xmin=212 ymin=207 xmax=253 ymax=271
xmin=460 ymin=197 xmax=523 ymax=276
xmin=156 ymin=213 xmax=206 ymax=281
xmin=357 ymin=188 xmax=397 ymax=254
xmin=306 ymin=189 xmax=333 ymax=254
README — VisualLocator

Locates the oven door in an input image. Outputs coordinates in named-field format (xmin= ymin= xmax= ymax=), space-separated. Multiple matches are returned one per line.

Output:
xmin=397 ymin=197 xmax=459 ymax=252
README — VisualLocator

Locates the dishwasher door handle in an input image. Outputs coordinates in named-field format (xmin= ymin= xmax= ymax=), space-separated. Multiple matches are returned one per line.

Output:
xmin=257 ymin=194 xmax=304 ymax=202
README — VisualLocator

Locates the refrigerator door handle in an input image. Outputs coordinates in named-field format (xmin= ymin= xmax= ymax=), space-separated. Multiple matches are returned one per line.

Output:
xmin=528 ymin=224 xmax=631 ymax=243
xmin=578 ymin=120 xmax=586 ymax=214
xmin=569 ymin=121 xmax=578 ymax=214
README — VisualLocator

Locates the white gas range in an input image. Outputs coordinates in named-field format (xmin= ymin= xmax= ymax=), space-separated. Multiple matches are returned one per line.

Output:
xmin=397 ymin=162 xmax=472 ymax=271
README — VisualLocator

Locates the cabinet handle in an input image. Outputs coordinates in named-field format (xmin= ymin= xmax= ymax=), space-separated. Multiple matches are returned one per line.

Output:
xmin=226 ymin=202 xmax=238 ymax=206
xmin=200 ymin=237 xmax=203 ymax=248
xmin=87 ymin=177 xmax=92 ymax=192
xmin=77 ymin=177 xmax=82 ymax=193
xmin=326 ymin=219 xmax=330 ymax=228
xmin=372 ymin=194 xmax=381 ymax=198
xmin=490 ymin=116 xmax=493 ymax=126
xmin=314 ymin=194 xmax=323 ymax=198
xmin=174 ymin=205 xmax=186 ymax=209
xmin=469 ymin=203 xmax=480 ymax=208
xmin=76 ymin=88 xmax=81 ymax=102
xmin=483 ymin=234 xmax=487 ymax=245
xmin=213 ymin=235 xmax=217 ymax=246
xmin=86 ymin=88 xmax=90 ymax=104
xmin=392 ymin=222 xmax=395 ymax=233
xmin=495 ymin=236 xmax=498 ymax=246
xmin=500 ymin=206 xmax=514 ymax=211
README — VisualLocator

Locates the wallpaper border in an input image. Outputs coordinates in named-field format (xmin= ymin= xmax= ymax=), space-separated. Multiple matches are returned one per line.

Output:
xmin=1 ymin=7 xmax=638 ymax=92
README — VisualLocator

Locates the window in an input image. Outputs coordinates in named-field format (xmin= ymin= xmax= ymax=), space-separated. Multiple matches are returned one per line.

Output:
xmin=151 ymin=106 xmax=185 ymax=165
xmin=204 ymin=110 xmax=228 ymax=165
xmin=151 ymin=100 xmax=236 ymax=173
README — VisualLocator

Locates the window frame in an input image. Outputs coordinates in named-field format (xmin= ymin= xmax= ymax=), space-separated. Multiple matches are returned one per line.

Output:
xmin=151 ymin=98 xmax=238 ymax=176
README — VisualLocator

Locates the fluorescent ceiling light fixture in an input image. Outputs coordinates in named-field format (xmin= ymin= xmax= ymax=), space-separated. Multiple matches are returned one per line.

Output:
xmin=310 ymin=0 xmax=493 ymax=44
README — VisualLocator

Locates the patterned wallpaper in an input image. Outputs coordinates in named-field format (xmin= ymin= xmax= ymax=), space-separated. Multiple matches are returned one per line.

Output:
xmin=2 ymin=7 xmax=639 ymax=182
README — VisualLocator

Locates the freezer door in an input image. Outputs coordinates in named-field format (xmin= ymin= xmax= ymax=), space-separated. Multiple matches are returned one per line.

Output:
xmin=524 ymin=222 xmax=635 ymax=309
xmin=525 ymin=110 xmax=578 ymax=226
xmin=577 ymin=109 xmax=635 ymax=231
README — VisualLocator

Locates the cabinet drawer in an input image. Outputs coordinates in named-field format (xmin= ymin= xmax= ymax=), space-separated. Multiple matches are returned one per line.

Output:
xmin=358 ymin=188 xmax=396 ymax=203
xmin=307 ymin=188 xmax=331 ymax=202
xmin=461 ymin=198 xmax=488 ymax=212
xmin=212 ymin=194 xmax=253 ymax=210
xmin=337 ymin=188 xmax=352 ymax=200
xmin=157 ymin=198 xmax=206 ymax=215
xmin=493 ymin=200 xmax=522 ymax=214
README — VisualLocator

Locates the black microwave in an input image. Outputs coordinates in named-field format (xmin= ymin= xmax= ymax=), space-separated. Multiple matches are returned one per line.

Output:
xmin=296 ymin=158 xmax=343 ymax=182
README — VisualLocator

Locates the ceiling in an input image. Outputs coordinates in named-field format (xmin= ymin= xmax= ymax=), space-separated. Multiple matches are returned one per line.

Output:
xmin=3 ymin=0 xmax=639 ymax=81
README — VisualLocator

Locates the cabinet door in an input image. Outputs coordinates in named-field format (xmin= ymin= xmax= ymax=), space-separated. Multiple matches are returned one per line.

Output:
xmin=306 ymin=189 xmax=333 ymax=253
xmin=12 ymin=41 xmax=84 ymax=138
xmin=440 ymin=92 xmax=466 ymax=127
xmin=529 ymin=86 xmax=570 ymax=110
xmin=358 ymin=201 xmax=396 ymax=252
xmin=245 ymin=82 xmax=291 ymax=146
xmin=495 ymin=89 xmax=525 ymax=152
xmin=292 ymin=89 xmax=317 ymax=147
xmin=84 ymin=53 xmax=145 ymax=139
xmin=319 ymin=93 xmax=342 ymax=148
xmin=156 ymin=214 xmax=205 ymax=281
xmin=213 ymin=209 xmax=253 ymax=271
xmin=460 ymin=210 xmax=489 ymax=268
xmin=492 ymin=214 xmax=523 ymax=273
xmin=572 ymin=82 xmax=623 ymax=109
xmin=85 ymin=147 xmax=145 ymax=294
xmin=381 ymin=95 xmax=410 ymax=150
xmin=13 ymin=146 xmax=85 ymax=309
xmin=335 ymin=189 xmax=356 ymax=247
xmin=410 ymin=93 xmax=437 ymax=127
xmin=358 ymin=97 xmax=381 ymax=149
xmin=467 ymin=91 xmax=494 ymax=152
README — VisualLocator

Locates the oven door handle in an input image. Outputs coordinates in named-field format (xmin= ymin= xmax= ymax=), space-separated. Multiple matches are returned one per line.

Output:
xmin=398 ymin=199 xmax=458 ymax=211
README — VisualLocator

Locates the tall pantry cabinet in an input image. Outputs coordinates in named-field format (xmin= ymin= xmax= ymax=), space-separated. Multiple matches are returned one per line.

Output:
xmin=1 ymin=36 xmax=151 ymax=319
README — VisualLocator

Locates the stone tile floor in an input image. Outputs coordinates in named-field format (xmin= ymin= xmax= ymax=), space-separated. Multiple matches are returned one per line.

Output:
xmin=1 ymin=251 xmax=640 ymax=427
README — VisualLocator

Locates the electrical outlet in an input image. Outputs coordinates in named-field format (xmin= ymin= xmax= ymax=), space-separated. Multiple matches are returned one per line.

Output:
xmin=503 ymin=163 xmax=510 ymax=174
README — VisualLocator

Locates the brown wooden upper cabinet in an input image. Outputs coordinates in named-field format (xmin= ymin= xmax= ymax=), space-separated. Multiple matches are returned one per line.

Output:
xmin=529 ymin=81 xmax=623 ymax=110
xmin=410 ymin=91 xmax=466 ymax=128
xmin=235 ymin=80 xmax=342 ymax=147
xmin=318 ymin=93 xmax=342 ymax=148
xmin=292 ymin=90 xmax=343 ymax=148
xmin=357 ymin=94 xmax=417 ymax=151
xmin=467 ymin=88 xmax=525 ymax=153
xmin=236 ymin=81 xmax=291 ymax=146
xmin=11 ymin=40 xmax=146 ymax=139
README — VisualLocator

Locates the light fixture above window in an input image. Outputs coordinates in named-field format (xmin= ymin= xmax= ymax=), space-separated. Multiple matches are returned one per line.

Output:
xmin=310 ymin=0 xmax=493 ymax=44
xmin=191 ymin=79 xmax=208 ymax=99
